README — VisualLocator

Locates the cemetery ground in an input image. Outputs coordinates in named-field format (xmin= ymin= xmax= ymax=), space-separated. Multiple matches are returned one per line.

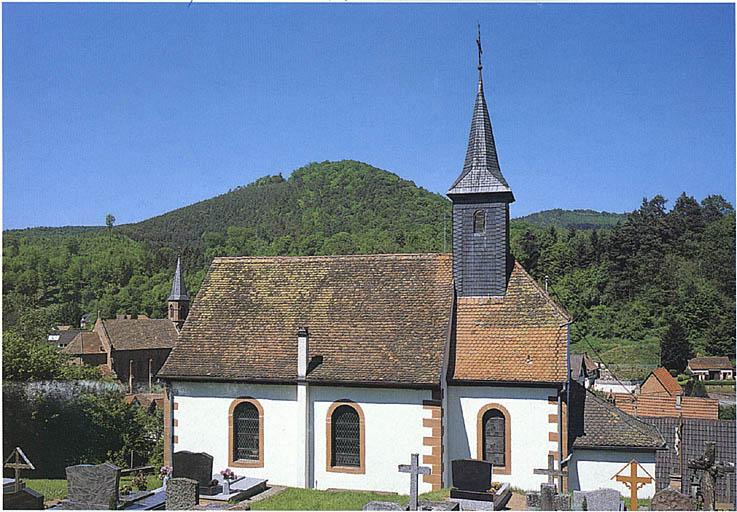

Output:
xmin=26 ymin=474 xmax=161 ymax=503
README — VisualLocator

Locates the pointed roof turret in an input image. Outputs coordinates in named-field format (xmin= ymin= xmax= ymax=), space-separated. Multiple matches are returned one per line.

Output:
xmin=448 ymin=26 xmax=513 ymax=199
xmin=168 ymin=257 xmax=189 ymax=301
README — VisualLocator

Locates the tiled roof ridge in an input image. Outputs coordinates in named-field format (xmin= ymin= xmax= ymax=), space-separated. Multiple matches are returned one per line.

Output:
xmin=513 ymin=262 xmax=571 ymax=322
xmin=213 ymin=253 xmax=452 ymax=263
xmin=588 ymin=388 xmax=666 ymax=448
xmin=650 ymin=367 xmax=682 ymax=395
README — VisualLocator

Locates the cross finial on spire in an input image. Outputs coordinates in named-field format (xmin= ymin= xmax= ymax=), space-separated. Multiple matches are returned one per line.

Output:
xmin=476 ymin=23 xmax=483 ymax=73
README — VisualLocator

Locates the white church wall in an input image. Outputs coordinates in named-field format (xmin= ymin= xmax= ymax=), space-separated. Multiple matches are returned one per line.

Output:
xmin=171 ymin=381 xmax=306 ymax=488
xmin=569 ymin=449 xmax=657 ymax=499
xmin=446 ymin=385 xmax=559 ymax=491
xmin=311 ymin=386 xmax=434 ymax=494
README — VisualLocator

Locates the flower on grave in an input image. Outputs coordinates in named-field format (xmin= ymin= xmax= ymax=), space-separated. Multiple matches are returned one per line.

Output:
xmin=121 ymin=485 xmax=133 ymax=496
xmin=159 ymin=465 xmax=172 ymax=479
xmin=220 ymin=468 xmax=235 ymax=481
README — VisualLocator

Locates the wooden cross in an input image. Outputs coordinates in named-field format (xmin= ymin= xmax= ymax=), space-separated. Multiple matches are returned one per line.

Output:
xmin=4 ymin=447 xmax=35 ymax=494
xmin=612 ymin=460 xmax=652 ymax=511
xmin=398 ymin=453 xmax=431 ymax=511
xmin=533 ymin=454 xmax=567 ymax=490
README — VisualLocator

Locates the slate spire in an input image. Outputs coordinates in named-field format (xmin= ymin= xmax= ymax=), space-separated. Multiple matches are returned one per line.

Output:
xmin=448 ymin=27 xmax=513 ymax=199
xmin=168 ymin=257 xmax=189 ymax=301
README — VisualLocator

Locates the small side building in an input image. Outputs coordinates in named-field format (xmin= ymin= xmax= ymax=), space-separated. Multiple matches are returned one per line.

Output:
xmin=568 ymin=382 xmax=665 ymax=499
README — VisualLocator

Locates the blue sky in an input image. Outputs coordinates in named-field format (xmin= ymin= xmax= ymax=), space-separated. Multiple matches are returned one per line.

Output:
xmin=3 ymin=3 xmax=735 ymax=229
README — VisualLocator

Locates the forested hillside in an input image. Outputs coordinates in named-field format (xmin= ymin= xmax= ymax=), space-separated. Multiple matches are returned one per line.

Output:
xmin=4 ymin=160 xmax=735 ymax=380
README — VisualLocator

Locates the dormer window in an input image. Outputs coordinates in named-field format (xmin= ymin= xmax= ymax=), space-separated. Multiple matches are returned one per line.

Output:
xmin=473 ymin=210 xmax=486 ymax=234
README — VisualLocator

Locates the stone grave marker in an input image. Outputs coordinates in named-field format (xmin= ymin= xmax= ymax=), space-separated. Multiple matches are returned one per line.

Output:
xmin=64 ymin=462 xmax=120 ymax=510
xmin=363 ymin=502 xmax=405 ymax=511
xmin=688 ymin=441 xmax=734 ymax=511
xmin=650 ymin=487 xmax=695 ymax=511
xmin=165 ymin=477 xmax=199 ymax=510
xmin=449 ymin=459 xmax=494 ymax=502
xmin=571 ymin=489 xmax=622 ymax=511
xmin=540 ymin=483 xmax=556 ymax=511
xmin=398 ymin=453 xmax=431 ymax=511
xmin=534 ymin=454 xmax=567 ymax=491
xmin=172 ymin=451 xmax=221 ymax=496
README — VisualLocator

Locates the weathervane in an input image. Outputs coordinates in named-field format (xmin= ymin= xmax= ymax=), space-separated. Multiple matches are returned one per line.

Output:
xmin=476 ymin=23 xmax=483 ymax=73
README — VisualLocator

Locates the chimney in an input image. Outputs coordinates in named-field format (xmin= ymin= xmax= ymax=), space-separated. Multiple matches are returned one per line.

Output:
xmin=297 ymin=327 xmax=309 ymax=379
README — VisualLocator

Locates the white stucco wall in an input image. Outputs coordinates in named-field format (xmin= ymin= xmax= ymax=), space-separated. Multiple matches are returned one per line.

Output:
xmin=171 ymin=381 xmax=433 ymax=493
xmin=446 ymin=385 xmax=559 ymax=491
xmin=171 ymin=381 xmax=306 ymax=488
xmin=311 ymin=386 xmax=433 ymax=494
xmin=569 ymin=449 xmax=657 ymax=499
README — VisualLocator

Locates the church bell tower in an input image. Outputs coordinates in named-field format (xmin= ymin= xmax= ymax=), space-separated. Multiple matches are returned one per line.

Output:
xmin=448 ymin=27 xmax=515 ymax=297
xmin=168 ymin=257 xmax=189 ymax=330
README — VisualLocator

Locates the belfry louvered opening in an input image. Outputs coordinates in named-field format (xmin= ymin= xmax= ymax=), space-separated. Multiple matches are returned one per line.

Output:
xmin=233 ymin=402 xmax=260 ymax=461
xmin=331 ymin=405 xmax=361 ymax=467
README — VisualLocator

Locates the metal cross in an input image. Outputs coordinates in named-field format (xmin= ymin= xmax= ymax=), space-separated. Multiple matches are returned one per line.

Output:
xmin=398 ymin=453 xmax=431 ymax=511
xmin=534 ymin=454 xmax=567 ymax=490
xmin=613 ymin=460 xmax=652 ymax=512
xmin=476 ymin=23 xmax=483 ymax=71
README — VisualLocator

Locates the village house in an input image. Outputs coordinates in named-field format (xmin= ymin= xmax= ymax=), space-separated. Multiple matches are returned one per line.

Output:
xmin=570 ymin=353 xmax=599 ymax=389
xmin=158 ymin=43 xmax=670 ymax=496
xmin=63 ymin=259 xmax=188 ymax=392
xmin=687 ymin=356 xmax=734 ymax=381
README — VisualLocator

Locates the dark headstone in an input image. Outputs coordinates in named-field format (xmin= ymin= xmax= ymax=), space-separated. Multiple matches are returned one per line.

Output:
xmin=172 ymin=451 xmax=221 ymax=496
xmin=64 ymin=462 xmax=120 ymax=510
xmin=651 ymin=488 xmax=696 ymax=511
xmin=166 ymin=477 xmax=199 ymax=510
xmin=571 ymin=489 xmax=622 ymax=511
xmin=3 ymin=487 xmax=44 ymax=510
xmin=449 ymin=459 xmax=494 ymax=502
xmin=540 ymin=484 xmax=556 ymax=511
xmin=363 ymin=501 xmax=404 ymax=511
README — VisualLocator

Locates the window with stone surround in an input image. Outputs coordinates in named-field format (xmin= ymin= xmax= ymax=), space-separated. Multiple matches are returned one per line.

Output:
xmin=477 ymin=403 xmax=511 ymax=474
xmin=228 ymin=398 xmax=264 ymax=468
xmin=326 ymin=401 xmax=365 ymax=474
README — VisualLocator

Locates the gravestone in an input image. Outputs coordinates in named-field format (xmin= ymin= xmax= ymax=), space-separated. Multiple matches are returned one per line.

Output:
xmin=449 ymin=459 xmax=494 ymax=502
xmin=688 ymin=441 xmax=734 ymax=511
xmin=650 ymin=487 xmax=695 ymax=511
xmin=3 ymin=447 xmax=44 ymax=510
xmin=363 ymin=502 xmax=405 ymax=511
xmin=534 ymin=454 xmax=567 ymax=490
xmin=172 ymin=451 xmax=221 ymax=496
xmin=526 ymin=491 xmax=541 ymax=509
xmin=165 ymin=477 xmax=199 ymax=510
xmin=398 ymin=453 xmax=431 ymax=511
xmin=553 ymin=494 xmax=570 ymax=511
xmin=64 ymin=462 xmax=120 ymax=510
xmin=571 ymin=489 xmax=622 ymax=511
xmin=540 ymin=484 xmax=556 ymax=511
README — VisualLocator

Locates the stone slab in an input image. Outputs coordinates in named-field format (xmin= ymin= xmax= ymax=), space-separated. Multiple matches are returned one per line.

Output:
xmin=650 ymin=488 xmax=696 ymax=511
xmin=166 ymin=477 xmax=199 ymax=510
xmin=449 ymin=490 xmax=494 ymax=502
xmin=363 ymin=501 xmax=405 ymax=511
xmin=64 ymin=462 xmax=120 ymax=510
xmin=417 ymin=500 xmax=460 ymax=511
xmin=123 ymin=486 xmax=166 ymax=510
xmin=571 ymin=489 xmax=622 ymax=511
xmin=449 ymin=498 xmax=494 ymax=511
xmin=3 ymin=487 xmax=44 ymax=510
xmin=198 ymin=477 xmax=267 ymax=502
xmin=451 ymin=460 xmax=493 ymax=493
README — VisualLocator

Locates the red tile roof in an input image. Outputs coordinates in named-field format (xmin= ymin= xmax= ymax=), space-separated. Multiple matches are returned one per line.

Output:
xmin=449 ymin=263 xmax=570 ymax=384
xmin=641 ymin=367 xmax=683 ymax=397
xmin=614 ymin=393 xmax=719 ymax=420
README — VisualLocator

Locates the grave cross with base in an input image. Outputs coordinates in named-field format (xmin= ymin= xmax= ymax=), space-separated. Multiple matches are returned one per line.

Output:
xmin=688 ymin=441 xmax=735 ymax=511
xmin=533 ymin=454 xmax=567 ymax=490
xmin=399 ymin=453 xmax=431 ymax=511
xmin=4 ymin=447 xmax=35 ymax=494
xmin=612 ymin=460 xmax=652 ymax=512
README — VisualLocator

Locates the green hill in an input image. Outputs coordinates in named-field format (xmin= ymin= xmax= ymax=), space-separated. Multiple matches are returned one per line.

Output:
xmin=514 ymin=208 xmax=626 ymax=229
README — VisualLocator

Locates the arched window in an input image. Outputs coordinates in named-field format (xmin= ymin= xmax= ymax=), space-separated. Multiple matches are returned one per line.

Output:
xmin=326 ymin=402 xmax=365 ymax=474
xmin=473 ymin=210 xmax=486 ymax=234
xmin=477 ymin=404 xmax=510 ymax=474
xmin=228 ymin=399 xmax=264 ymax=467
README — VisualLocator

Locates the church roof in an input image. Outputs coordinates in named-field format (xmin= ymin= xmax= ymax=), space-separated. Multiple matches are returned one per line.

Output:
xmin=168 ymin=258 xmax=189 ymax=301
xmin=159 ymin=254 xmax=454 ymax=385
xmin=569 ymin=382 xmax=666 ymax=450
xmin=62 ymin=331 xmax=105 ymax=356
xmin=448 ymin=77 xmax=513 ymax=197
xmin=101 ymin=318 xmax=178 ymax=351
xmin=159 ymin=254 xmax=569 ymax=386
xmin=449 ymin=262 xmax=570 ymax=384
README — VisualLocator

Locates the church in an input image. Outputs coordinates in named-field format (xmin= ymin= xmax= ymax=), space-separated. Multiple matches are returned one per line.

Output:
xmin=158 ymin=41 xmax=663 ymax=495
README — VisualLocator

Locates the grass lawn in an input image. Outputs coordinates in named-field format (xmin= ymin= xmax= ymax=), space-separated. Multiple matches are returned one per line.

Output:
xmin=25 ymin=475 xmax=162 ymax=502
xmin=251 ymin=487 xmax=451 ymax=511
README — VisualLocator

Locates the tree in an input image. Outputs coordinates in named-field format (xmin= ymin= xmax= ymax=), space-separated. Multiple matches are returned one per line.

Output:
xmin=106 ymin=214 xmax=116 ymax=234
xmin=660 ymin=317 xmax=691 ymax=373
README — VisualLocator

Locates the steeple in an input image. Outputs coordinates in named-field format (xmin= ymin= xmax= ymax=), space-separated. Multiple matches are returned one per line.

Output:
xmin=448 ymin=27 xmax=515 ymax=297
xmin=448 ymin=26 xmax=513 ymax=199
xmin=168 ymin=257 xmax=189 ymax=330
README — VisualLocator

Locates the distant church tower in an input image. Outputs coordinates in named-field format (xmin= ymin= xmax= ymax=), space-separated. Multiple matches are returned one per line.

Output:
xmin=448 ymin=28 xmax=515 ymax=297
xmin=168 ymin=257 xmax=189 ymax=330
